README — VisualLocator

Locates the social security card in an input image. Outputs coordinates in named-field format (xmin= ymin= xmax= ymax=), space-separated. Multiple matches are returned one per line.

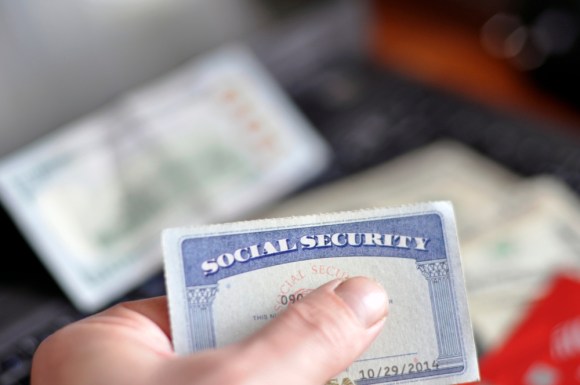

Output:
xmin=163 ymin=202 xmax=479 ymax=385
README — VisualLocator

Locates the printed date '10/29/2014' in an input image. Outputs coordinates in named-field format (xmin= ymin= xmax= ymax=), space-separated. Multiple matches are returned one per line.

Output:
xmin=359 ymin=360 xmax=440 ymax=380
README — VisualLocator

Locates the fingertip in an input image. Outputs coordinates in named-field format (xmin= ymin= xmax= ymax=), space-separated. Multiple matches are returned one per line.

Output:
xmin=334 ymin=276 xmax=389 ymax=329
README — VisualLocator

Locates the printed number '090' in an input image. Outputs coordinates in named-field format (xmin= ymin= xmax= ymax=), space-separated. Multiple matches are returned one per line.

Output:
xmin=280 ymin=293 xmax=304 ymax=305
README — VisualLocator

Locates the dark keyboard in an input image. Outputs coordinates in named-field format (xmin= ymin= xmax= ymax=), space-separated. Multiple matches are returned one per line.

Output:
xmin=0 ymin=290 xmax=80 ymax=385
xmin=283 ymin=57 xmax=580 ymax=194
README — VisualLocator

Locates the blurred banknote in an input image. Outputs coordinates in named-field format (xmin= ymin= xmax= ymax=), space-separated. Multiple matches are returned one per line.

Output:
xmin=164 ymin=203 xmax=479 ymax=384
xmin=0 ymin=45 xmax=331 ymax=312
xmin=462 ymin=176 xmax=580 ymax=351
xmin=254 ymin=140 xmax=520 ymax=240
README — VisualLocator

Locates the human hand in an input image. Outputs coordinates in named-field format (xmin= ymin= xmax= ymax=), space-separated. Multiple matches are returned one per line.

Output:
xmin=31 ymin=276 xmax=388 ymax=385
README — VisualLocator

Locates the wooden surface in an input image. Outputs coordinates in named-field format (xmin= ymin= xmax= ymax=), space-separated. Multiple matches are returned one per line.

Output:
xmin=367 ymin=0 xmax=580 ymax=135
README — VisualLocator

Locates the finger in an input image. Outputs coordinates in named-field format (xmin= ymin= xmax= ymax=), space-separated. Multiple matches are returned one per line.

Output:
xmin=32 ymin=296 xmax=173 ymax=385
xmin=80 ymin=296 xmax=173 ymax=353
xmin=112 ymin=296 xmax=171 ymax=338
xmin=237 ymin=276 xmax=389 ymax=385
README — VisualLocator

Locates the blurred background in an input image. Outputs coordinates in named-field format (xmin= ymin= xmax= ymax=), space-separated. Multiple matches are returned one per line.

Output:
xmin=1 ymin=0 xmax=580 ymax=384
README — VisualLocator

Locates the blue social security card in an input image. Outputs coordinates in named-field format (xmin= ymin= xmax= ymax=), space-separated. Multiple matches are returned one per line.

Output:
xmin=163 ymin=202 xmax=480 ymax=384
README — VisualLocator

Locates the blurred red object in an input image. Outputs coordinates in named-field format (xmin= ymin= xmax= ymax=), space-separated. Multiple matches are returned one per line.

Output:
xmin=479 ymin=273 xmax=580 ymax=384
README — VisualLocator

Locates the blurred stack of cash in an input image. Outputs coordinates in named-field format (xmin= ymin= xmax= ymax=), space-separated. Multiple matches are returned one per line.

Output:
xmin=0 ymin=45 xmax=331 ymax=313
xmin=253 ymin=139 xmax=580 ymax=355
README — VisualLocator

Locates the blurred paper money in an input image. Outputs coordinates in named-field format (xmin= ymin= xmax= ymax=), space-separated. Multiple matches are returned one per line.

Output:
xmin=255 ymin=140 xmax=520 ymax=240
xmin=164 ymin=203 xmax=480 ymax=384
xmin=0 ymin=45 xmax=331 ymax=312
xmin=462 ymin=176 xmax=580 ymax=350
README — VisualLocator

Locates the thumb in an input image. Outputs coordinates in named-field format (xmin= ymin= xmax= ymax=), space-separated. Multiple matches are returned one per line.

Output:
xmin=237 ymin=276 xmax=389 ymax=385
